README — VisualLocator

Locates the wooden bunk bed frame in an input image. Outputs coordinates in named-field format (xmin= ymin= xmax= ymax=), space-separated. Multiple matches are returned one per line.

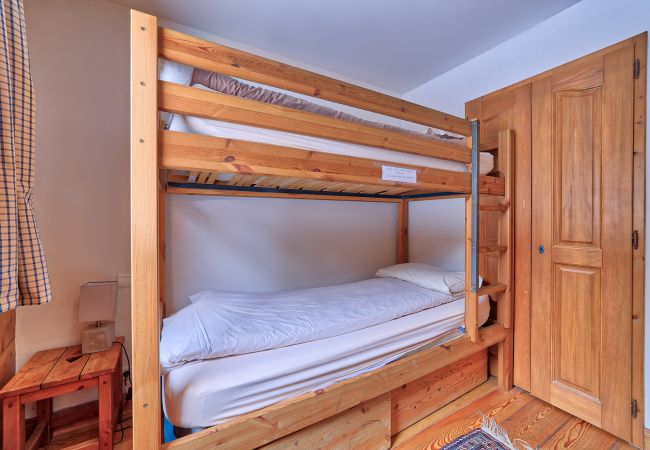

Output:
xmin=131 ymin=10 xmax=515 ymax=449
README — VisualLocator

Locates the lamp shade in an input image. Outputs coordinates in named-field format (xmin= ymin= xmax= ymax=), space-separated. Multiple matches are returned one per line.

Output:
xmin=78 ymin=281 xmax=117 ymax=323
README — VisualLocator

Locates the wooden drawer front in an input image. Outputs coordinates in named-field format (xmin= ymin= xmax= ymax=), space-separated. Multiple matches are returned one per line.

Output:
xmin=391 ymin=349 xmax=488 ymax=434
xmin=260 ymin=393 xmax=391 ymax=450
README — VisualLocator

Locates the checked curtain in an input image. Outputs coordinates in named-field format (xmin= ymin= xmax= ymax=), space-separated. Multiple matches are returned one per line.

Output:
xmin=0 ymin=0 xmax=51 ymax=311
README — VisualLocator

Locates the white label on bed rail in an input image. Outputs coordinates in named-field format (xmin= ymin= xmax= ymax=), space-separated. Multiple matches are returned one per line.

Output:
xmin=381 ymin=165 xmax=417 ymax=183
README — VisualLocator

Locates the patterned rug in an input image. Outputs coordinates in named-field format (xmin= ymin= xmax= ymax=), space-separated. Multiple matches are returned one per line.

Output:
xmin=440 ymin=416 xmax=533 ymax=450
xmin=441 ymin=429 xmax=514 ymax=450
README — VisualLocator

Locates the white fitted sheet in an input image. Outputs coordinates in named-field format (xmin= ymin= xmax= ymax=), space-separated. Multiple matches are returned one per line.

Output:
xmin=163 ymin=294 xmax=490 ymax=428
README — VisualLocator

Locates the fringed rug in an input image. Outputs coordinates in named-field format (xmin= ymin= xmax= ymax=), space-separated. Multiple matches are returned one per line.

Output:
xmin=440 ymin=415 xmax=534 ymax=450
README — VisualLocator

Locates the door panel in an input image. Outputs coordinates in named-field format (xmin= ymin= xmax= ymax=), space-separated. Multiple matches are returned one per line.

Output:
xmin=531 ymin=45 xmax=633 ymax=440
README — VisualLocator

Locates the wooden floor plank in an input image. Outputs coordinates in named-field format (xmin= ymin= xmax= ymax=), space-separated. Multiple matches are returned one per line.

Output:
xmin=394 ymin=388 xmax=530 ymax=450
xmin=497 ymin=397 xmax=571 ymax=445
xmin=541 ymin=416 xmax=633 ymax=450
xmin=394 ymin=382 xmax=633 ymax=450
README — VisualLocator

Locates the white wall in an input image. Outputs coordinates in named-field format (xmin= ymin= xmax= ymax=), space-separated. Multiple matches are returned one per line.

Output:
xmin=167 ymin=196 xmax=396 ymax=312
xmin=20 ymin=0 xmax=132 ymax=411
xmin=408 ymin=199 xmax=465 ymax=272
xmin=402 ymin=0 xmax=650 ymax=427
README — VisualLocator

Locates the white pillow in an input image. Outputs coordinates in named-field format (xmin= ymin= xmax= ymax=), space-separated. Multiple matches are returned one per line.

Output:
xmin=375 ymin=263 xmax=481 ymax=296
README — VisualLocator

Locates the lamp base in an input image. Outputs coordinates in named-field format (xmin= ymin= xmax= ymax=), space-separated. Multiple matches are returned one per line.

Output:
xmin=81 ymin=322 xmax=115 ymax=354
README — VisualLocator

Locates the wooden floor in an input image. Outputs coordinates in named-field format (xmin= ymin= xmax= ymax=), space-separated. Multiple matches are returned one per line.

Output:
xmin=42 ymin=379 xmax=632 ymax=449
xmin=393 ymin=378 xmax=634 ymax=450
xmin=40 ymin=402 xmax=132 ymax=450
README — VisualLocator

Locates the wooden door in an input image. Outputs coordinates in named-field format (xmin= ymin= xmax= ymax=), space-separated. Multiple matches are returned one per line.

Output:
xmin=530 ymin=45 xmax=634 ymax=440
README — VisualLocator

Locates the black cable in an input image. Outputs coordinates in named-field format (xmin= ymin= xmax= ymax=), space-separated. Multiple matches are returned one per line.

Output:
xmin=113 ymin=341 xmax=132 ymax=445
xmin=114 ymin=341 xmax=132 ymax=387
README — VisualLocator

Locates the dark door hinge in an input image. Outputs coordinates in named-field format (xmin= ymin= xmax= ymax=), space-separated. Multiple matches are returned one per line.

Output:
xmin=631 ymin=399 xmax=638 ymax=418
xmin=632 ymin=230 xmax=639 ymax=249
xmin=634 ymin=59 xmax=641 ymax=79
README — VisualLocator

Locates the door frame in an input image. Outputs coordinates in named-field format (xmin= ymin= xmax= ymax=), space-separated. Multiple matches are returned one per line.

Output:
xmin=466 ymin=33 xmax=646 ymax=447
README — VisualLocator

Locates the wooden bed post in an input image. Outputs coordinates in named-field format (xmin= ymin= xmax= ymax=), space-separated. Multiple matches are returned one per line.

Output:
xmin=464 ymin=120 xmax=480 ymax=343
xmin=397 ymin=200 xmax=409 ymax=263
xmin=131 ymin=10 xmax=162 ymax=448
xmin=496 ymin=129 xmax=514 ymax=390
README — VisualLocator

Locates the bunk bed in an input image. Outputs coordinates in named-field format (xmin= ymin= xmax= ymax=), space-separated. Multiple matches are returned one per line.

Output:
xmin=130 ymin=10 xmax=515 ymax=449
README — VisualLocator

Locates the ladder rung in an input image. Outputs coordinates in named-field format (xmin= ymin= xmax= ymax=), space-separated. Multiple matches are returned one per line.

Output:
xmin=477 ymin=283 xmax=507 ymax=297
xmin=479 ymin=202 xmax=510 ymax=212
xmin=479 ymin=135 xmax=499 ymax=152
xmin=479 ymin=244 xmax=508 ymax=254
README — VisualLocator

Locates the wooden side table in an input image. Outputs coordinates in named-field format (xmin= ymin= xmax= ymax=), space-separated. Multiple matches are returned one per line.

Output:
xmin=0 ymin=337 xmax=124 ymax=450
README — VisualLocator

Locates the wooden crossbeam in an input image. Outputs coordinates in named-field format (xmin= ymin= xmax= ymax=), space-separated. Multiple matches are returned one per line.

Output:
xmin=477 ymin=283 xmax=507 ymax=298
xmin=159 ymin=130 xmax=506 ymax=195
xmin=158 ymin=27 xmax=472 ymax=136
xmin=159 ymin=82 xmax=472 ymax=163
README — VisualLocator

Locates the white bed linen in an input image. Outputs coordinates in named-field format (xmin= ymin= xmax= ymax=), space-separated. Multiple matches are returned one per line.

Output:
xmin=163 ymin=294 xmax=490 ymax=428
xmin=160 ymin=278 xmax=461 ymax=370
xmin=169 ymin=113 xmax=494 ymax=177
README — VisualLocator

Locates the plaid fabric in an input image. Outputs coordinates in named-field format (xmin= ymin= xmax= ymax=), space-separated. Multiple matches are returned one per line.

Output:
xmin=0 ymin=0 xmax=51 ymax=311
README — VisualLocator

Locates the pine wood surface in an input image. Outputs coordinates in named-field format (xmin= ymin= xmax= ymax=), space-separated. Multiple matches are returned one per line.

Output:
xmin=393 ymin=381 xmax=634 ymax=450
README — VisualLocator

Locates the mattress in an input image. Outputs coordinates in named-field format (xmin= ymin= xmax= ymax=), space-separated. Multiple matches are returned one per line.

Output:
xmin=159 ymin=61 xmax=494 ymax=178
xmin=163 ymin=294 xmax=490 ymax=428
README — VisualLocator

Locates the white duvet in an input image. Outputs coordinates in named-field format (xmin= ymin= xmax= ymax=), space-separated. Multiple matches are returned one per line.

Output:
xmin=160 ymin=278 xmax=459 ymax=370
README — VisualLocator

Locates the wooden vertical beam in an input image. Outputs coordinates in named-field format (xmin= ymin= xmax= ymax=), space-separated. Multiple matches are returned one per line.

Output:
xmin=630 ymin=32 xmax=646 ymax=449
xmin=397 ymin=200 xmax=409 ymax=264
xmin=130 ymin=9 xmax=161 ymax=449
xmin=497 ymin=130 xmax=514 ymax=328
xmin=159 ymin=177 xmax=167 ymax=318
xmin=98 ymin=374 xmax=114 ymax=450
xmin=464 ymin=123 xmax=479 ymax=343
xmin=464 ymin=197 xmax=478 ymax=343
xmin=3 ymin=396 xmax=24 ymax=449
xmin=496 ymin=129 xmax=514 ymax=391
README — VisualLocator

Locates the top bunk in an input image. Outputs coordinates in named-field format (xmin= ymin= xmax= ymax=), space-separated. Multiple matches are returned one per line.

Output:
xmin=149 ymin=25 xmax=506 ymax=200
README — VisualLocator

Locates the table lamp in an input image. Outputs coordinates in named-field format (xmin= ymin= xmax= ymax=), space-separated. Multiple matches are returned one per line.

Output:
xmin=79 ymin=281 xmax=117 ymax=354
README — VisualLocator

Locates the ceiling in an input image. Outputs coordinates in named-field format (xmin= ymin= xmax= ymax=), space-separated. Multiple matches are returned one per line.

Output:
xmin=115 ymin=0 xmax=582 ymax=94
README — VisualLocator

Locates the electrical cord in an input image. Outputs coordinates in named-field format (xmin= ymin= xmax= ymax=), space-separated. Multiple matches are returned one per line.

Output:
xmin=113 ymin=341 xmax=132 ymax=445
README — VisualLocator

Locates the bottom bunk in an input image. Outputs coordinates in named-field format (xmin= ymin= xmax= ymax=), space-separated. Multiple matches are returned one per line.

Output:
xmin=159 ymin=264 xmax=508 ymax=449
xmin=164 ymin=294 xmax=490 ymax=429
xmin=163 ymin=325 xmax=506 ymax=449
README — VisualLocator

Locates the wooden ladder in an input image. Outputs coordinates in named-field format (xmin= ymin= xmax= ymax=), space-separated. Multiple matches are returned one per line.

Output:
xmin=465 ymin=127 xmax=514 ymax=390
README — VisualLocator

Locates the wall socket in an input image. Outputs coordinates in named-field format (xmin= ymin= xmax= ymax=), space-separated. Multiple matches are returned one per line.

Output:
xmin=117 ymin=273 xmax=131 ymax=288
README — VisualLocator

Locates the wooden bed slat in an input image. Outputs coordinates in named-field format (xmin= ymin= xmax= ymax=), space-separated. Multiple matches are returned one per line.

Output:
xmin=158 ymin=27 xmax=472 ymax=136
xmin=166 ymin=186 xmax=404 ymax=203
xmin=159 ymin=130 xmax=505 ymax=195
xmin=159 ymin=81 xmax=472 ymax=163
xmin=163 ymin=324 xmax=508 ymax=450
